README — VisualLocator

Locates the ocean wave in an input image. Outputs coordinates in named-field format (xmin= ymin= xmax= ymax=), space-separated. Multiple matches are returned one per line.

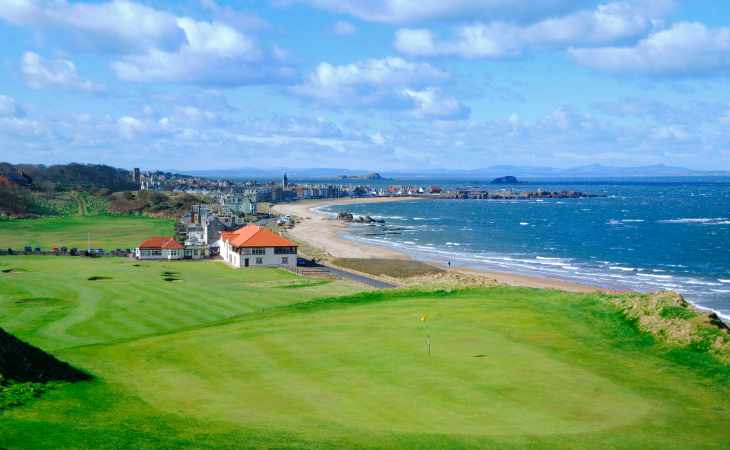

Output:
xmin=638 ymin=273 xmax=674 ymax=279
xmin=374 ymin=215 xmax=406 ymax=220
xmin=608 ymin=219 xmax=645 ymax=225
xmin=659 ymin=217 xmax=729 ymax=225
xmin=609 ymin=266 xmax=636 ymax=272
xmin=719 ymin=279 xmax=730 ymax=284
xmin=685 ymin=280 xmax=722 ymax=286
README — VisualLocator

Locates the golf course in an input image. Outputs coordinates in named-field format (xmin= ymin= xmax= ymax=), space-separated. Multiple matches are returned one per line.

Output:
xmin=1 ymin=256 xmax=729 ymax=449
xmin=0 ymin=215 xmax=175 ymax=250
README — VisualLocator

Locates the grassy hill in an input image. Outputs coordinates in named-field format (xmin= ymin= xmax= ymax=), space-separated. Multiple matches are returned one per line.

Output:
xmin=0 ymin=256 xmax=728 ymax=449
xmin=0 ymin=215 xmax=175 ymax=250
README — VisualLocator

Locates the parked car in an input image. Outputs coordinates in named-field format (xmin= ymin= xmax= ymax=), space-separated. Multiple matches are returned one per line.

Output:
xmin=52 ymin=247 xmax=60 ymax=255
xmin=95 ymin=249 xmax=105 ymax=256
xmin=34 ymin=247 xmax=41 ymax=254
xmin=60 ymin=247 xmax=68 ymax=254
xmin=70 ymin=248 xmax=78 ymax=256
xmin=24 ymin=246 xmax=32 ymax=254
xmin=7 ymin=248 xmax=13 ymax=255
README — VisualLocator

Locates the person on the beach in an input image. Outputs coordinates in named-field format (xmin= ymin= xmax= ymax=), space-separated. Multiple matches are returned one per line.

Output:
xmin=448 ymin=260 xmax=451 ymax=269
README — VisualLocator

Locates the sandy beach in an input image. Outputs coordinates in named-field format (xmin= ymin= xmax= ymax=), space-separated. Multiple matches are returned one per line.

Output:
xmin=273 ymin=198 xmax=604 ymax=293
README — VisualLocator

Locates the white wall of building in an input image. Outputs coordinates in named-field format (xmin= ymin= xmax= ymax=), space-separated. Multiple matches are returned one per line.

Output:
xmin=135 ymin=248 xmax=184 ymax=260
xmin=220 ymin=242 xmax=297 ymax=269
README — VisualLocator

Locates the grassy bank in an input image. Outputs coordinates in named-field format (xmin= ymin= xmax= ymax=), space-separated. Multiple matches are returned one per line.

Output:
xmin=0 ymin=215 xmax=175 ymax=249
xmin=0 ymin=257 xmax=728 ymax=449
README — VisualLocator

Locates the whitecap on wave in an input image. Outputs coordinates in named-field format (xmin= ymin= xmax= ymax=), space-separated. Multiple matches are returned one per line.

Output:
xmin=659 ymin=217 xmax=729 ymax=225
xmin=609 ymin=266 xmax=636 ymax=272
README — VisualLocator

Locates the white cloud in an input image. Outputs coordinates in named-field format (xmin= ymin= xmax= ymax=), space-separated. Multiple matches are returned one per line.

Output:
xmin=0 ymin=95 xmax=25 ymax=118
xmin=117 ymin=115 xmax=146 ymax=140
xmin=281 ymin=0 xmax=591 ymax=24
xmin=110 ymin=17 xmax=272 ymax=84
xmin=21 ymin=52 xmax=104 ymax=92
xmin=0 ymin=0 xmax=186 ymax=52
xmin=403 ymin=88 xmax=470 ymax=120
xmin=291 ymin=57 xmax=467 ymax=119
xmin=199 ymin=0 xmax=270 ymax=30
xmin=292 ymin=57 xmax=447 ymax=104
xmin=395 ymin=0 xmax=672 ymax=58
xmin=569 ymin=22 xmax=730 ymax=76
xmin=333 ymin=20 xmax=357 ymax=36
xmin=1 ymin=1 xmax=291 ymax=86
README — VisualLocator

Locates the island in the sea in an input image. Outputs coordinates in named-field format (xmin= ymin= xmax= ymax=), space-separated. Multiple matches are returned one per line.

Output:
xmin=337 ymin=172 xmax=386 ymax=180
xmin=491 ymin=175 xmax=520 ymax=184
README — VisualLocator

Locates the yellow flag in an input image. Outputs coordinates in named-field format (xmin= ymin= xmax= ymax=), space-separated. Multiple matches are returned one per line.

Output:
xmin=420 ymin=314 xmax=428 ymax=322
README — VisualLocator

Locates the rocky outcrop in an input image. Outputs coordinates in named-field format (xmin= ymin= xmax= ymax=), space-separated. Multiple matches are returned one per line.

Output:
xmin=611 ymin=292 xmax=730 ymax=364
xmin=336 ymin=212 xmax=385 ymax=224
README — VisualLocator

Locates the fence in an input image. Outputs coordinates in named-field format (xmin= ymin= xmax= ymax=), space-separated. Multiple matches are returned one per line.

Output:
xmin=0 ymin=248 xmax=132 ymax=257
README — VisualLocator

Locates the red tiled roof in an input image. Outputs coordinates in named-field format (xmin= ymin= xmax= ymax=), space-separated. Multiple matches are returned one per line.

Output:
xmin=222 ymin=225 xmax=296 ymax=248
xmin=138 ymin=236 xmax=184 ymax=250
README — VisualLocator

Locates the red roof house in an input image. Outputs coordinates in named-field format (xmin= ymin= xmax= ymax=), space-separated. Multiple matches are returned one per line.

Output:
xmin=220 ymin=225 xmax=297 ymax=268
xmin=135 ymin=236 xmax=184 ymax=260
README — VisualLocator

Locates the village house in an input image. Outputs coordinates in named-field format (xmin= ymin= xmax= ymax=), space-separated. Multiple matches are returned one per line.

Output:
xmin=135 ymin=237 xmax=185 ymax=260
xmin=220 ymin=225 xmax=297 ymax=269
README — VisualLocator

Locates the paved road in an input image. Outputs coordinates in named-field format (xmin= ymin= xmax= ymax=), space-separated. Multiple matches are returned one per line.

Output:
xmin=297 ymin=257 xmax=396 ymax=289
xmin=322 ymin=264 xmax=397 ymax=289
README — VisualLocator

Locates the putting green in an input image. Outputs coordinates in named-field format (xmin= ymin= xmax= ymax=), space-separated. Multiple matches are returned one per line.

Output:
xmin=81 ymin=295 xmax=651 ymax=437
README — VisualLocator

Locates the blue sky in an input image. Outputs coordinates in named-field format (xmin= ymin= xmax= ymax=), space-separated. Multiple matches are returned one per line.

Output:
xmin=1 ymin=0 xmax=730 ymax=171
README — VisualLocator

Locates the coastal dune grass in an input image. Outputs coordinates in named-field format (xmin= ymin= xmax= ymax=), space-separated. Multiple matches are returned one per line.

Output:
xmin=0 ymin=257 xmax=729 ymax=448
xmin=332 ymin=257 xmax=444 ymax=278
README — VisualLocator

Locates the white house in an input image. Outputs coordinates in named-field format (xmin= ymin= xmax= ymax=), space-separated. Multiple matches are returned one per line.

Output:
xmin=135 ymin=236 xmax=185 ymax=260
xmin=220 ymin=225 xmax=297 ymax=269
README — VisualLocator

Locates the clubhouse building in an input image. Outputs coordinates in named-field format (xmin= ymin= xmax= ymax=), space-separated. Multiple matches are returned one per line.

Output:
xmin=220 ymin=225 xmax=297 ymax=269
xmin=135 ymin=236 xmax=210 ymax=260
xmin=135 ymin=236 xmax=185 ymax=260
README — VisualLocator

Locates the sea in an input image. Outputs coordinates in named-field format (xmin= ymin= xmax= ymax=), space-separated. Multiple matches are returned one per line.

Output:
xmin=317 ymin=178 xmax=730 ymax=319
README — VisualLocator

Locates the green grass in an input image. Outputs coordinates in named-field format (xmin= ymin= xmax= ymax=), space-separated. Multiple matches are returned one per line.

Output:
xmin=1 ymin=257 xmax=729 ymax=449
xmin=0 ymin=381 xmax=64 ymax=410
xmin=660 ymin=305 xmax=698 ymax=320
xmin=0 ymin=215 xmax=174 ymax=249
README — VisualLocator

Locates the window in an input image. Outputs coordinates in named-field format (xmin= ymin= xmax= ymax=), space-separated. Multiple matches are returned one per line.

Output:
xmin=274 ymin=247 xmax=297 ymax=255
xmin=255 ymin=257 xmax=263 ymax=265
xmin=281 ymin=257 xmax=288 ymax=265
xmin=252 ymin=248 xmax=266 ymax=255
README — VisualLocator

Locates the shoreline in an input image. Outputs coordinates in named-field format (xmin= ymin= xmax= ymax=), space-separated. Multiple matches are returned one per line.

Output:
xmin=272 ymin=197 xmax=605 ymax=294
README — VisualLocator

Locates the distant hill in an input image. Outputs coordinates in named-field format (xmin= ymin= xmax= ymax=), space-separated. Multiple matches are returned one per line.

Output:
xmin=182 ymin=164 xmax=730 ymax=180
xmin=0 ymin=162 xmax=136 ymax=192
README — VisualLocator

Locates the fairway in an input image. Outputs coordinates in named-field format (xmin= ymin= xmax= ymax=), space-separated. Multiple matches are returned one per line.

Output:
xmin=1 ymin=257 xmax=729 ymax=449
xmin=0 ymin=215 xmax=175 ymax=250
